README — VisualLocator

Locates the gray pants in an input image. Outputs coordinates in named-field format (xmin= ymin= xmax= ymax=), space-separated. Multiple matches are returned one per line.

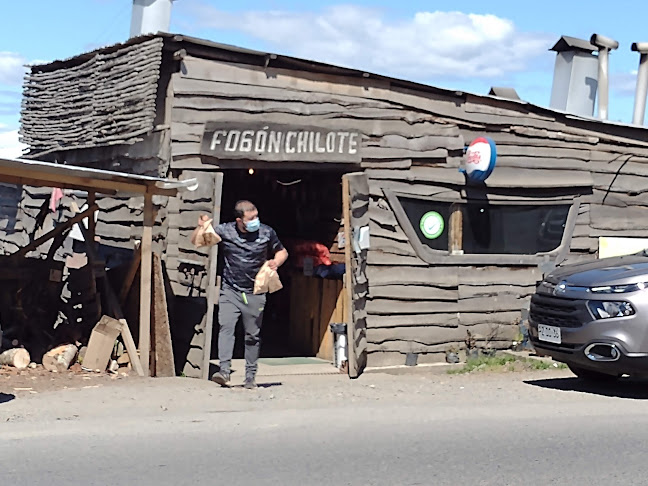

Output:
xmin=218 ymin=285 xmax=266 ymax=379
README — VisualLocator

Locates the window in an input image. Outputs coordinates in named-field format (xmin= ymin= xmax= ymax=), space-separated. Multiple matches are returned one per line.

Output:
xmin=462 ymin=203 xmax=570 ymax=254
xmin=386 ymin=191 xmax=580 ymax=265
xmin=399 ymin=198 xmax=451 ymax=251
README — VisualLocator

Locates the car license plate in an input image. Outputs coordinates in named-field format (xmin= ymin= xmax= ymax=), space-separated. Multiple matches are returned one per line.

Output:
xmin=538 ymin=324 xmax=561 ymax=344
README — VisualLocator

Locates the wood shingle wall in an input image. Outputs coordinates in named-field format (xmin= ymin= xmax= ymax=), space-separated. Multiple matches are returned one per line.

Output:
xmin=20 ymin=38 xmax=164 ymax=158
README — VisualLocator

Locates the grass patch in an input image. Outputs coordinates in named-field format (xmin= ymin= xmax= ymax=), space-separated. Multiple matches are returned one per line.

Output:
xmin=448 ymin=354 xmax=567 ymax=374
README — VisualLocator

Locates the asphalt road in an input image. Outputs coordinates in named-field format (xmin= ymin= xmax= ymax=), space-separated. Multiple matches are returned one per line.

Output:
xmin=2 ymin=370 xmax=648 ymax=485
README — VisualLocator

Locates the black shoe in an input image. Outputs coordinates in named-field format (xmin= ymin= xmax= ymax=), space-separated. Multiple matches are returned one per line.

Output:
xmin=243 ymin=378 xmax=257 ymax=390
xmin=211 ymin=371 xmax=230 ymax=387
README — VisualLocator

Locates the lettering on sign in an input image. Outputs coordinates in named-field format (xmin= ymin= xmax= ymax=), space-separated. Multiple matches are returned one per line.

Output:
xmin=201 ymin=122 xmax=362 ymax=162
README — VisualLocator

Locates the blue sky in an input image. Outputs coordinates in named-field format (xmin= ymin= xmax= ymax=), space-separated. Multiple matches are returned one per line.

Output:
xmin=0 ymin=0 xmax=646 ymax=155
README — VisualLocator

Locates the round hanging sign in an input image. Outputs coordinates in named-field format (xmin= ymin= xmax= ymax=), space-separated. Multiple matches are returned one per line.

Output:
xmin=420 ymin=211 xmax=445 ymax=239
xmin=461 ymin=136 xmax=497 ymax=183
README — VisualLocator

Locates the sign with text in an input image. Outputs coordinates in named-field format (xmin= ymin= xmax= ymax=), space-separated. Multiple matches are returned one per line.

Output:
xmin=201 ymin=122 xmax=362 ymax=163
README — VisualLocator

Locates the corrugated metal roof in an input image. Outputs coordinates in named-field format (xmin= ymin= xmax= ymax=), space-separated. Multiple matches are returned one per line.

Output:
xmin=0 ymin=157 xmax=198 ymax=196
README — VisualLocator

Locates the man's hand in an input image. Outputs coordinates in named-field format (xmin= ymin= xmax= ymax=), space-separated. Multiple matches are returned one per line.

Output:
xmin=198 ymin=214 xmax=210 ymax=226
xmin=271 ymin=249 xmax=289 ymax=270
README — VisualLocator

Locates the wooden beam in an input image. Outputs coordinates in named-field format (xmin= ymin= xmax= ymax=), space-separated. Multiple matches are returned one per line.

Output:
xmin=10 ymin=203 xmax=99 ymax=259
xmin=139 ymin=192 xmax=154 ymax=376
xmin=119 ymin=245 xmax=142 ymax=306
xmin=87 ymin=192 xmax=96 ymax=244
xmin=202 ymin=172 xmax=223 ymax=380
xmin=449 ymin=203 xmax=463 ymax=255
xmin=152 ymin=253 xmax=175 ymax=377
xmin=0 ymin=173 xmax=117 ymax=196
xmin=342 ymin=175 xmax=358 ymax=376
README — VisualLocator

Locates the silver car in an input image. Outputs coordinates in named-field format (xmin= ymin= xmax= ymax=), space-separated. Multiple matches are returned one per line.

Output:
xmin=529 ymin=252 xmax=648 ymax=381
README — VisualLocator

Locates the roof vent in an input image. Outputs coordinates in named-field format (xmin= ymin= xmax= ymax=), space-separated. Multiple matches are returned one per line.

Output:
xmin=631 ymin=42 xmax=648 ymax=125
xmin=590 ymin=33 xmax=619 ymax=120
xmin=549 ymin=36 xmax=599 ymax=117
xmin=130 ymin=0 xmax=175 ymax=38
xmin=488 ymin=87 xmax=521 ymax=100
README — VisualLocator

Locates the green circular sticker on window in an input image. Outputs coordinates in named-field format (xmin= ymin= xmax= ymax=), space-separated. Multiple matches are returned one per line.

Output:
xmin=420 ymin=211 xmax=444 ymax=239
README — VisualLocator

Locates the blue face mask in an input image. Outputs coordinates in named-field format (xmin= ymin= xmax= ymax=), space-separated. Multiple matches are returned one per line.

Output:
xmin=245 ymin=217 xmax=260 ymax=232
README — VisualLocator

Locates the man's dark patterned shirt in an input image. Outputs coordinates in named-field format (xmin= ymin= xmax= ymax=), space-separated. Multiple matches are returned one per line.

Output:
xmin=214 ymin=222 xmax=284 ymax=292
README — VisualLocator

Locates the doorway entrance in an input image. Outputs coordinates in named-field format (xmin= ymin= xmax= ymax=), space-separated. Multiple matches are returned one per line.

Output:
xmin=214 ymin=167 xmax=349 ymax=363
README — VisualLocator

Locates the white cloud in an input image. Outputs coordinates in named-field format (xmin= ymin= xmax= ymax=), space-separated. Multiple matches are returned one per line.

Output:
xmin=189 ymin=5 xmax=553 ymax=81
xmin=0 ymin=129 xmax=27 ymax=158
xmin=0 ymin=52 xmax=26 ymax=86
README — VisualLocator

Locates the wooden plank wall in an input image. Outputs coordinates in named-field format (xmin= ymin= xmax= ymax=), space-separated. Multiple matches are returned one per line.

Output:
xmin=165 ymin=55 xmax=648 ymax=368
xmin=164 ymin=169 xmax=215 ymax=297
xmin=0 ymin=183 xmax=27 ymax=255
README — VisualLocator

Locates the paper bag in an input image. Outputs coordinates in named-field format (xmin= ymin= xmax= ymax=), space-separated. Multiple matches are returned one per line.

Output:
xmin=191 ymin=218 xmax=221 ymax=248
xmin=254 ymin=261 xmax=283 ymax=295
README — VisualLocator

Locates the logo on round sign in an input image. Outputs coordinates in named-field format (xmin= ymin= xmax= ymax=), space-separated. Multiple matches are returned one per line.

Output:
xmin=420 ymin=211 xmax=444 ymax=239
xmin=461 ymin=136 xmax=497 ymax=183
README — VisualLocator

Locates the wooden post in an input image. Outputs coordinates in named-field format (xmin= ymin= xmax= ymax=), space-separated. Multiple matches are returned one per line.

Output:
xmin=202 ymin=172 xmax=223 ymax=380
xmin=342 ymin=175 xmax=357 ymax=376
xmin=87 ymin=192 xmax=96 ymax=244
xmin=139 ymin=192 xmax=154 ymax=376
xmin=449 ymin=203 xmax=463 ymax=255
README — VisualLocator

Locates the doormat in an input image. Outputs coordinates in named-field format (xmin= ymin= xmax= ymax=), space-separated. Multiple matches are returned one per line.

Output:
xmin=258 ymin=357 xmax=330 ymax=366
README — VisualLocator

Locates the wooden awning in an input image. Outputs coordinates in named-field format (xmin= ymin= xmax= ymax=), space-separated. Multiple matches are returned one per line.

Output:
xmin=0 ymin=157 xmax=199 ymax=378
xmin=0 ymin=156 xmax=198 ymax=196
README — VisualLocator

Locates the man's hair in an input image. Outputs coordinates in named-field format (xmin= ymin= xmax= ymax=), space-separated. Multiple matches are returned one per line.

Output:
xmin=234 ymin=200 xmax=257 ymax=219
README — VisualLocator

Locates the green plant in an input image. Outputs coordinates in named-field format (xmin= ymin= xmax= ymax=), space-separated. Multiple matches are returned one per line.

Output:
xmin=448 ymin=354 xmax=567 ymax=374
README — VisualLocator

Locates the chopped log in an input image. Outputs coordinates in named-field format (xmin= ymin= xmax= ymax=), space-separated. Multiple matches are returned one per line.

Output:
xmin=0 ymin=348 xmax=31 ymax=369
xmin=42 ymin=344 xmax=78 ymax=372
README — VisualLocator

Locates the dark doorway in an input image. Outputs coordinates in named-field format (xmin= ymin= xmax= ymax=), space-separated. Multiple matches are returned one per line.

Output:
xmin=215 ymin=168 xmax=348 ymax=360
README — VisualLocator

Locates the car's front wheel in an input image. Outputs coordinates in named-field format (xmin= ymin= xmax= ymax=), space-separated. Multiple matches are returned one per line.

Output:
xmin=568 ymin=364 xmax=620 ymax=382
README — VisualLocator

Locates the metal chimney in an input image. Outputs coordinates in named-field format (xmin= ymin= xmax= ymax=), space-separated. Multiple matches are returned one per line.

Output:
xmin=130 ymin=0 xmax=175 ymax=38
xmin=549 ymin=36 xmax=599 ymax=117
xmin=631 ymin=42 xmax=648 ymax=125
xmin=590 ymin=33 xmax=619 ymax=120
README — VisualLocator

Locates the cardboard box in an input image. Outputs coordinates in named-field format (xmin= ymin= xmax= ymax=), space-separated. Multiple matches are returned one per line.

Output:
xmin=82 ymin=316 xmax=122 ymax=372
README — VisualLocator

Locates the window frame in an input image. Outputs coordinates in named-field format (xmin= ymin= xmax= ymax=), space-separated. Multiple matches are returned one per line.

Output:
xmin=383 ymin=188 xmax=582 ymax=266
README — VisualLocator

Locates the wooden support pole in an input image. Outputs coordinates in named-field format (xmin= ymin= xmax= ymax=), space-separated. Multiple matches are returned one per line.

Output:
xmin=139 ymin=192 xmax=154 ymax=376
xmin=10 ymin=204 xmax=99 ymax=259
xmin=202 ymin=172 xmax=223 ymax=380
xmin=87 ymin=192 xmax=96 ymax=245
xmin=449 ymin=203 xmax=463 ymax=255
xmin=342 ymin=176 xmax=358 ymax=376
xmin=119 ymin=244 xmax=142 ymax=306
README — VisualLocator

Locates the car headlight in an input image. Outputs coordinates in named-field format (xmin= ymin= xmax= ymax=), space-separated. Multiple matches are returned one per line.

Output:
xmin=590 ymin=282 xmax=647 ymax=294
xmin=588 ymin=301 xmax=635 ymax=319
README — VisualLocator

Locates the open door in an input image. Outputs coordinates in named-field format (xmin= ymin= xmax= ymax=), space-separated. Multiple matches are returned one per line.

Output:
xmin=202 ymin=172 xmax=223 ymax=379
xmin=342 ymin=173 xmax=369 ymax=378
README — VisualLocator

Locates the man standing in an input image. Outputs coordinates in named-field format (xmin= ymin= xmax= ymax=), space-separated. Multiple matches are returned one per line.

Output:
xmin=207 ymin=200 xmax=288 ymax=389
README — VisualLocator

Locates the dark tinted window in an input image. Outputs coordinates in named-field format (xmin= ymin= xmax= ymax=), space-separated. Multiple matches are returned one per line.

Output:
xmin=399 ymin=197 xmax=451 ymax=251
xmin=462 ymin=203 xmax=570 ymax=254
xmin=398 ymin=197 xmax=570 ymax=255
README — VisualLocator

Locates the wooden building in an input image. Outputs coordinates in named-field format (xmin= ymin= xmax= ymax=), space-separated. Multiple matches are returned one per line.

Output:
xmin=11 ymin=33 xmax=648 ymax=378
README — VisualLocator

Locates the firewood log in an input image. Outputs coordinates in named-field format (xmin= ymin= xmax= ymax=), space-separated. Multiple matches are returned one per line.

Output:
xmin=42 ymin=344 xmax=78 ymax=372
xmin=0 ymin=348 xmax=31 ymax=369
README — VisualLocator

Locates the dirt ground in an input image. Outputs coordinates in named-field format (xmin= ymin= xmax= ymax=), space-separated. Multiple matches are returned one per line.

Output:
xmin=0 ymin=363 xmax=140 ymax=398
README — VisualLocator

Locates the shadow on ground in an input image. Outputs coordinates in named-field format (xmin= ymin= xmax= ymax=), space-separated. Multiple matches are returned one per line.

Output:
xmin=525 ymin=377 xmax=648 ymax=400
xmin=0 ymin=393 xmax=15 ymax=404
